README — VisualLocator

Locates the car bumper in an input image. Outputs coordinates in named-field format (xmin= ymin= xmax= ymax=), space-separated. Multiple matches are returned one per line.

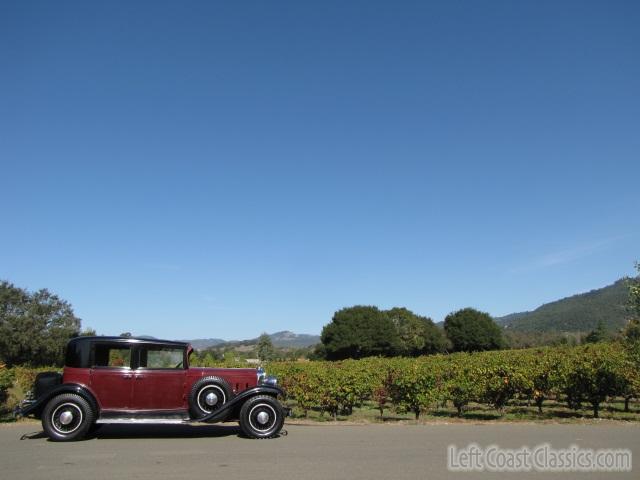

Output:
xmin=14 ymin=398 xmax=37 ymax=418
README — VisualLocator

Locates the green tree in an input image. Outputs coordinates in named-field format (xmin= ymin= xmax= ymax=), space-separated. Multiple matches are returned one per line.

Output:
xmin=321 ymin=306 xmax=400 ymax=360
xmin=202 ymin=352 xmax=217 ymax=367
xmin=256 ymin=333 xmax=276 ymax=362
xmin=0 ymin=281 xmax=82 ymax=366
xmin=222 ymin=350 xmax=237 ymax=365
xmin=309 ymin=343 xmax=327 ymax=361
xmin=386 ymin=307 xmax=447 ymax=356
xmin=444 ymin=308 xmax=503 ymax=352
xmin=622 ymin=318 xmax=640 ymax=344
xmin=584 ymin=320 xmax=608 ymax=343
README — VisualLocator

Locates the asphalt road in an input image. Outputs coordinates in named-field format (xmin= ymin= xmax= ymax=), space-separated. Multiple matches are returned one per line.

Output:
xmin=1 ymin=421 xmax=638 ymax=480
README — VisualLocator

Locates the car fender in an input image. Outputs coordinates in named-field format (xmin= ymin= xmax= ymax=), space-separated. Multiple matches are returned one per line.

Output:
xmin=195 ymin=385 xmax=285 ymax=423
xmin=16 ymin=383 xmax=99 ymax=419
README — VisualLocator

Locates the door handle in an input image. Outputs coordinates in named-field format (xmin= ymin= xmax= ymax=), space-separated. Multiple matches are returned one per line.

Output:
xmin=135 ymin=375 xmax=145 ymax=380
xmin=123 ymin=374 xmax=132 ymax=379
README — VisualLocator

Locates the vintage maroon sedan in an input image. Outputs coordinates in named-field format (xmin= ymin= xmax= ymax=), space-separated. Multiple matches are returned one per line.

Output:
xmin=16 ymin=336 xmax=287 ymax=441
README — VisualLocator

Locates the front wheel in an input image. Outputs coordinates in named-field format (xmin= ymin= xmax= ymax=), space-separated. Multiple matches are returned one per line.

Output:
xmin=41 ymin=393 xmax=94 ymax=441
xmin=238 ymin=395 xmax=284 ymax=439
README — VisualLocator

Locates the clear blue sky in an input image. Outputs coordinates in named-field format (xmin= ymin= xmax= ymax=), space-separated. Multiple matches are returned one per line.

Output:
xmin=1 ymin=1 xmax=638 ymax=340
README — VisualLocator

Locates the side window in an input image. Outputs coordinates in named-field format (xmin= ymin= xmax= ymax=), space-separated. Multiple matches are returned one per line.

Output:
xmin=92 ymin=344 xmax=131 ymax=368
xmin=138 ymin=346 xmax=185 ymax=369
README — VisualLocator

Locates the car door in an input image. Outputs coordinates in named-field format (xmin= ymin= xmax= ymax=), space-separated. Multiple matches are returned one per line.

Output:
xmin=89 ymin=342 xmax=134 ymax=410
xmin=130 ymin=345 xmax=187 ymax=411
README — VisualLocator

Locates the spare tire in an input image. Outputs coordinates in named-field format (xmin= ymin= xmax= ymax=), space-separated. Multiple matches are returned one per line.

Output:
xmin=35 ymin=372 xmax=62 ymax=399
xmin=189 ymin=376 xmax=234 ymax=419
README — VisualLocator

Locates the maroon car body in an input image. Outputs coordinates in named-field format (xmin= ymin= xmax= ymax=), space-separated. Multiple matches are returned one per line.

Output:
xmin=17 ymin=336 xmax=286 ymax=441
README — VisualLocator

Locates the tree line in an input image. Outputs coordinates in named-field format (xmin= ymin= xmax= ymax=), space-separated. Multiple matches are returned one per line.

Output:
xmin=316 ymin=305 xmax=504 ymax=360
xmin=315 ymin=263 xmax=640 ymax=360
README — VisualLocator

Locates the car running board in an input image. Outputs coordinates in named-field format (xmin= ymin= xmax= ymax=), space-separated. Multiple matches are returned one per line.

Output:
xmin=96 ymin=417 xmax=190 ymax=425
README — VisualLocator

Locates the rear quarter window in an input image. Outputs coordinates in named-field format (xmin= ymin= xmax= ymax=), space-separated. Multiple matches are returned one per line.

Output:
xmin=92 ymin=344 xmax=132 ymax=368
xmin=65 ymin=341 xmax=90 ymax=368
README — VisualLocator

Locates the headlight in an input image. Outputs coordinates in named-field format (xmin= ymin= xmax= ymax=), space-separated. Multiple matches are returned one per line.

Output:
xmin=257 ymin=367 xmax=277 ymax=387
xmin=263 ymin=376 xmax=278 ymax=387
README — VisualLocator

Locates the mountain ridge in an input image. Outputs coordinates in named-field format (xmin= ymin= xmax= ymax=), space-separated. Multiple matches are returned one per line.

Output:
xmin=495 ymin=278 xmax=632 ymax=332
xmin=182 ymin=330 xmax=320 ymax=350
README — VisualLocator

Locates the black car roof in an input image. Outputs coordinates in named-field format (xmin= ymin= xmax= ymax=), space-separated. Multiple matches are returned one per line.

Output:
xmin=68 ymin=336 xmax=190 ymax=348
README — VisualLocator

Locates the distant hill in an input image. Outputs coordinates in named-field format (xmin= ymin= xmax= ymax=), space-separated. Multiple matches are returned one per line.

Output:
xmin=267 ymin=331 xmax=321 ymax=347
xmin=183 ymin=331 xmax=320 ymax=350
xmin=182 ymin=338 xmax=227 ymax=350
xmin=496 ymin=278 xmax=632 ymax=333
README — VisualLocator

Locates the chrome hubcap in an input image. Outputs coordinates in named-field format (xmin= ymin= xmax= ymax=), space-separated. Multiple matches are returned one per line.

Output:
xmin=197 ymin=385 xmax=226 ymax=413
xmin=248 ymin=403 xmax=278 ymax=433
xmin=205 ymin=392 xmax=218 ymax=406
xmin=59 ymin=410 xmax=74 ymax=425
xmin=256 ymin=411 xmax=270 ymax=425
xmin=51 ymin=403 xmax=83 ymax=435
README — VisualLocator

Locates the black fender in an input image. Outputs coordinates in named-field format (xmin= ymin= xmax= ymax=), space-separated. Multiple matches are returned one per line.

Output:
xmin=15 ymin=383 xmax=99 ymax=420
xmin=195 ymin=385 xmax=285 ymax=423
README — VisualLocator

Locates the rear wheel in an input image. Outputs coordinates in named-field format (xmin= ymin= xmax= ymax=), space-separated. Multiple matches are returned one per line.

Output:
xmin=41 ymin=394 xmax=94 ymax=442
xmin=238 ymin=395 xmax=284 ymax=439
